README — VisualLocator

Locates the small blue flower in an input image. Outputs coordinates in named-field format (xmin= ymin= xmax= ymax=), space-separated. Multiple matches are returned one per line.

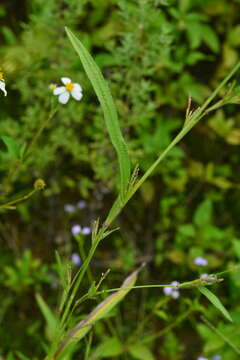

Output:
xmin=163 ymin=281 xmax=180 ymax=299
xmin=82 ymin=226 xmax=91 ymax=235
xmin=194 ymin=256 xmax=208 ymax=266
xmin=71 ymin=224 xmax=82 ymax=235
xmin=200 ymin=273 xmax=209 ymax=279
xmin=212 ymin=355 xmax=221 ymax=360
xmin=197 ymin=357 xmax=208 ymax=360
xmin=64 ymin=204 xmax=76 ymax=213
xmin=77 ymin=200 xmax=87 ymax=209
xmin=71 ymin=253 xmax=82 ymax=266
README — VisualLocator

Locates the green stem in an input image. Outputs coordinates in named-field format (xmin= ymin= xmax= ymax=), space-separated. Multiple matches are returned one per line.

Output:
xmin=201 ymin=315 xmax=240 ymax=355
xmin=78 ymin=237 xmax=94 ymax=284
xmin=129 ymin=297 xmax=169 ymax=342
xmin=0 ymin=189 xmax=37 ymax=209
xmin=25 ymin=106 xmax=58 ymax=158
xmin=142 ymin=306 xmax=195 ymax=344
xmin=60 ymin=232 xmax=103 ymax=328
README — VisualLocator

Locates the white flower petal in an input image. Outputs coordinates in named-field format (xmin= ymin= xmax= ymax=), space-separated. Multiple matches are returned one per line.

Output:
xmin=58 ymin=91 xmax=70 ymax=104
xmin=53 ymin=86 xmax=65 ymax=95
xmin=0 ymin=81 xmax=7 ymax=96
xmin=73 ymin=83 xmax=82 ymax=92
xmin=71 ymin=88 xmax=83 ymax=101
xmin=61 ymin=77 xmax=71 ymax=85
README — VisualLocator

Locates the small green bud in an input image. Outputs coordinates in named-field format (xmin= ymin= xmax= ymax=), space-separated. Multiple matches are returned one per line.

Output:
xmin=34 ymin=179 xmax=46 ymax=190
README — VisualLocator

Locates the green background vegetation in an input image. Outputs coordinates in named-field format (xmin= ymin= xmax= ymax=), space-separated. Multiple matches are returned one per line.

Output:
xmin=1 ymin=0 xmax=240 ymax=359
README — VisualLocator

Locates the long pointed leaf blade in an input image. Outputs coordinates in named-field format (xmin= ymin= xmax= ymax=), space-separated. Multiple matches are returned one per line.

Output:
xmin=198 ymin=286 xmax=233 ymax=322
xmin=54 ymin=266 xmax=142 ymax=358
xmin=36 ymin=294 xmax=60 ymax=339
xmin=65 ymin=27 xmax=131 ymax=198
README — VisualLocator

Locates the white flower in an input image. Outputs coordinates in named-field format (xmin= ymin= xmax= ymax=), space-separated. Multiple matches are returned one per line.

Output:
xmin=53 ymin=77 xmax=83 ymax=104
xmin=0 ymin=72 xmax=7 ymax=96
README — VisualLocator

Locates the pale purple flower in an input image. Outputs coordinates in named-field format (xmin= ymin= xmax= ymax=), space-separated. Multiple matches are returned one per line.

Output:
xmin=77 ymin=200 xmax=87 ymax=209
xmin=212 ymin=356 xmax=221 ymax=360
xmin=163 ymin=281 xmax=180 ymax=299
xmin=163 ymin=286 xmax=173 ymax=296
xmin=82 ymin=226 xmax=91 ymax=235
xmin=197 ymin=357 xmax=208 ymax=360
xmin=171 ymin=289 xmax=180 ymax=299
xmin=71 ymin=224 xmax=82 ymax=235
xmin=200 ymin=273 xmax=209 ymax=279
xmin=71 ymin=253 xmax=81 ymax=266
xmin=64 ymin=204 xmax=76 ymax=213
xmin=194 ymin=256 xmax=208 ymax=266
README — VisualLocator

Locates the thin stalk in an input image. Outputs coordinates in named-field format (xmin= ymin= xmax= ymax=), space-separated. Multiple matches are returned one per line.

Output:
xmin=201 ymin=316 xmax=240 ymax=355
xmin=60 ymin=231 xmax=103 ymax=328
xmin=141 ymin=307 xmax=195 ymax=344
xmin=25 ymin=106 xmax=58 ymax=158
xmin=129 ymin=297 xmax=169 ymax=342
xmin=0 ymin=189 xmax=37 ymax=209
xmin=78 ymin=238 xmax=94 ymax=284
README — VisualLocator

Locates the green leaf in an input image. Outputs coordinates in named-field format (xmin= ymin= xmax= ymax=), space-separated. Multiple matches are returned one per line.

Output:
xmin=128 ymin=344 xmax=155 ymax=360
xmin=194 ymin=199 xmax=212 ymax=227
xmin=198 ymin=286 xmax=233 ymax=322
xmin=201 ymin=25 xmax=220 ymax=53
xmin=65 ymin=27 xmax=131 ymax=199
xmin=92 ymin=337 xmax=123 ymax=358
xmin=15 ymin=352 xmax=31 ymax=360
xmin=36 ymin=293 xmax=59 ymax=339
xmin=1 ymin=135 xmax=21 ymax=159
xmin=6 ymin=353 xmax=15 ymax=360
xmin=54 ymin=266 xmax=142 ymax=357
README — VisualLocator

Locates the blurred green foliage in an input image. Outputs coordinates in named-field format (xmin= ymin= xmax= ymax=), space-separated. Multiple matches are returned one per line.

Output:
xmin=1 ymin=0 xmax=240 ymax=359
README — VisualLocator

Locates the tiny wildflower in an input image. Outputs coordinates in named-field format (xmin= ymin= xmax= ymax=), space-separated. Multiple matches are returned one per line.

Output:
xmin=197 ymin=357 xmax=208 ymax=360
xmin=200 ymin=273 xmax=209 ymax=279
xmin=77 ymin=200 xmax=87 ymax=209
xmin=53 ymin=77 xmax=83 ymax=104
xmin=49 ymin=83 xmax=57 ymax=91
xmin=194 ymin=256 xmax=208 ymax=266
xmin=71 ymin=224 xmax=82 ymax=236
xmin=82 ymin=226 xmax=91 ymax=235
xmin=212 ymin=355 xmax=221 ymax=360
xmin=0 ymin=71 xmax=7 ymax=96
xmin=71 ymin=253 xmax=82 ymax=266
xmin=163 ymin=281 xmax=180 ymax=299
xmin=64 ymin=204 xmax=76 ymax=213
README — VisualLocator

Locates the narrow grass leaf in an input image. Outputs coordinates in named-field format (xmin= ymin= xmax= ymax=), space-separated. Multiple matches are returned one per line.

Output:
xmin=54 ymin=266 xmax=142 ymax=358
xmin=65 ymin=27 xmax=131 ymax=198
xmin=198 ymin=286 xmax=233 ymax=322
xmin=36 ymin=294 xmax=60 ymax=339
xmin=15 ymin=352 xmax=31 ymax=360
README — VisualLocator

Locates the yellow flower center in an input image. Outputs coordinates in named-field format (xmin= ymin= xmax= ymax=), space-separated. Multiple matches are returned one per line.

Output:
xmin=0 ymin=72 xmax=4 ymax=81
xmin=65 ymin=82 xmax=74 ymax=92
